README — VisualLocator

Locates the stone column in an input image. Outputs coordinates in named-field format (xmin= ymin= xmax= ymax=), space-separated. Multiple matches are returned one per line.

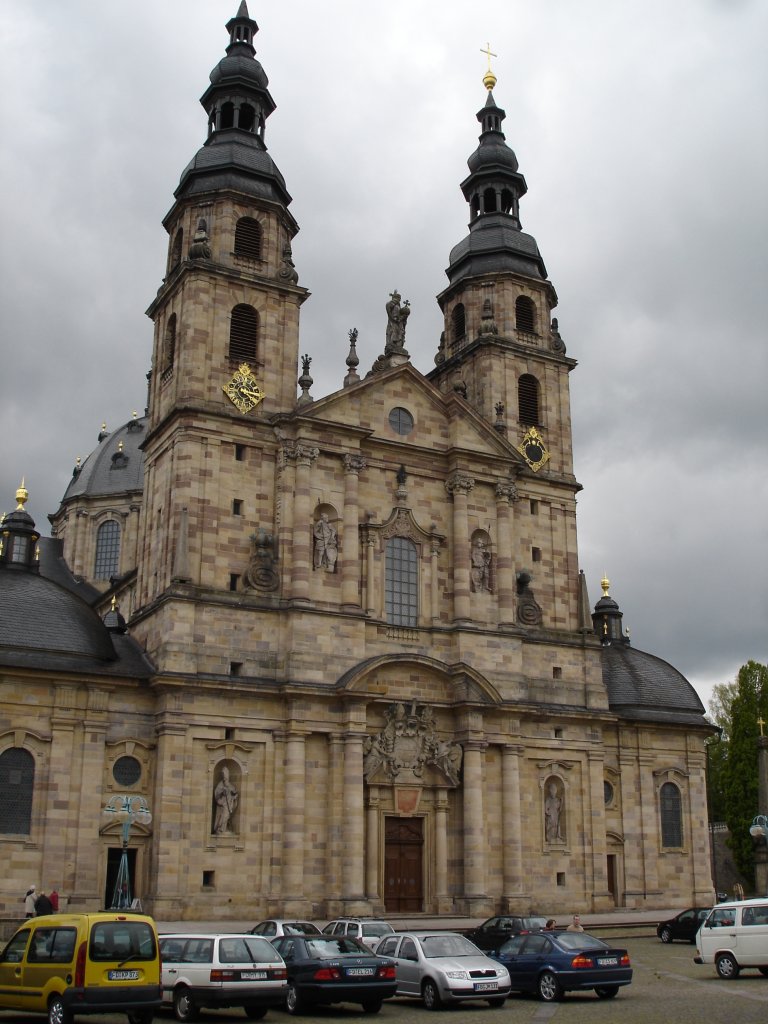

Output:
xmin=287 ymin=443 xmax=318 ymax=603
xmin=283 ymin=730 xmax=307 ymax=911
xmin=327 ymin=735 xmax=345 ymax=904
xmin=363 ymin=527 xmax=377 ymax=617
xmin=147 ymin=719 xmax=187 ymax=917
xmin=445 ymin=472 xmax=474 ymax=624
xmin=587 ymin=749 xmax=610 ymax=904
xmin=461 ymin=740 xmax=487 ymax=909
xmin=342 ymin=455 xmax=366 ymax=609
xmin=495 ymin=482 xmax=518 ymax=626
xmin=501 ymin=744 xmax=524 ymax=907
xmin=639 ymin=755 xmax=660 ymax=897
xmin=365 ymin=787 xmax=380 ymax=902
xmin=342 ymin=732 xmax=367 ymax=911
xmin=434 ymin=790 xmax=451 ymax=913
xmin=430 ymin=536 xmax=441 ymax=624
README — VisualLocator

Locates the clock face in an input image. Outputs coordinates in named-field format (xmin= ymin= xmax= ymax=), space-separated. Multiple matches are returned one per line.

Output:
xmin=223 ymin=364 xmax=265 ymax=414
xmin=517 ymin=427 xmax=550 ymax=471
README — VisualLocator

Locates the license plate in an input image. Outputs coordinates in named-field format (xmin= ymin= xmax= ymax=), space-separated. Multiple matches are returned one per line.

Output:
xmin=474 ymin=982 xmax=498 ymax=991
xmin=346 ymin=967 xmax=375 ymax=976
xmin=241 ymin=971 xmax=268 ymax=980
xmin=108 ymin=969 xmax=139 ymax=981
xmin=598 ymin=957 xmax=618 ymax=966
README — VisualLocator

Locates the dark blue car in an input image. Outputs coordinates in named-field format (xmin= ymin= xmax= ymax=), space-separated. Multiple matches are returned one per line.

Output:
xmin=489 ymin=930 xmax=633 ymax=1001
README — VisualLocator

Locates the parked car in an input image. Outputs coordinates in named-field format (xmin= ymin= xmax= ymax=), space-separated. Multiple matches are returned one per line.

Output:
xmin=322 ymin=918 xmax=395 ymax=949
xmin=694 ymin=898 xmax=768 ymax=979
xmin=271 ymin=933 xmax=397 ymax=1014
xmin=656 ymin=907 xmax=711 ymax=944
xmin=374 ymin=930 xmax=511 ymax=1009
xmin=0 ymin=911 xmax=161 ymax=1024
xmin=250 ymin=920 xmax=322 ymax=938
xmin=489 ymin=929 xmax=632 ymax=1001
xmin=159 ymin=932 xmax=287 ymax=1021
xmin=463 ymin=915 xmax=549 ymax=951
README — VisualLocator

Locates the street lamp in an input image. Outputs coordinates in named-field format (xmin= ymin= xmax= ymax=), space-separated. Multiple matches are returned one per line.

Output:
xmin=749 ymin=814 xmax=768 ymax=840
xmin=102 ymin=795 xmax=152 ymax=909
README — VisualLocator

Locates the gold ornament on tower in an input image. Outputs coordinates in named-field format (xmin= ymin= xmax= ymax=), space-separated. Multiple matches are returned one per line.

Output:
xmin=223 ymin=363 xmax=266 ymax=414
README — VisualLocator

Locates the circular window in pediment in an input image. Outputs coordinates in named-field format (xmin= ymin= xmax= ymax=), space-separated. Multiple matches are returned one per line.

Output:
xmin=389 ymin=407 xmax=414 ymax=435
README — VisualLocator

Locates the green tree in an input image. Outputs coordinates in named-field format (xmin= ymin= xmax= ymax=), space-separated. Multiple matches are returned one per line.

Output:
xmin=715 ymin=661 xmax=768 ymax=886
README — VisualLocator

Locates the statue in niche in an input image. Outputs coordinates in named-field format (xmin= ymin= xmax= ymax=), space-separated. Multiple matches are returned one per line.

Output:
xmin=313 ymin=513 xmax=338 ymax=571
xmin=212 ymin=764 xmax=239 ymax=835
xmin=470 ymin=538 xmax=492 ymax=593
xmin=544 ymin=779 xmax=564 ymax=842
xmin=385 ymin=290 xmax=411 ymax=353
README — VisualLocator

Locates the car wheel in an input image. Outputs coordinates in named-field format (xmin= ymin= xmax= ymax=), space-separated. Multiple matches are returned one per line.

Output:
xmin=659 ymin=926 xmax=672 ymax=943
xmin=595 ymin=986 xmax=619 ymax=999
xmin=715 ymin=953 xmax=740 ymax=980
xmin=48 ymin=996 xmax=73 ymax=1024
xmin=487 ymin=997 xmax=506 ymax=1007
xmin=286 ymin=982 xmax=305 ymax=1015
xmin=243 ymin=1007 xmax=268 ymax=1021
xmin=537 ymin=970 xmax=562 ymax=1002
xmin=362 ymin=999 xmax=382 ymax=1013
xmin=173 ymin=986 xmax=200 ymax=1022
xmin=422 ymin=978 xmax=442 ymax=1010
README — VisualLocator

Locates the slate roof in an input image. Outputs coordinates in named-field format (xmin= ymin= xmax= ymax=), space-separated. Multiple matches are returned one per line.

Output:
xmin=447 ymin=214 xmax=548 ymax=284
xmin=602 ymin=642 xmax=708 ymax=727
xmin=61 ymin=417 xmax=146 ymax=503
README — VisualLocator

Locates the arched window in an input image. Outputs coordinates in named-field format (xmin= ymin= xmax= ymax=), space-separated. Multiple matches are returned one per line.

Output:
xmin=0 ymin=748 xmax=35 ymax=835
xmin=500 ymin=188 xmax=514 ymax=215
xmin=164 ymin=313 xmax=177 ymax=369
xmin=170 ymin=228 xmax=183 ymax=271
xmin=516 ymin=295 xmax=537 ymax=333
xmin=94 ymin=520 xmax=121 ymax=580
xmin=451 ymin=303 xmax=466 ymax=343
xmin=660 ymin=781 xmax=683 ymax=848
xmin=385 ymin=537 xmax=418 ymax=626
xmin=518 ymin=374 xmax=540 ymax=426
xmin=238 ymin=103 xmax=256 ymax=132
xmin=234 ymin=217 xmax=263 ymax=261
xmin=483 ymin=187 xmax=497 ymax=213
xmin=229 ymin=304 xmax=259 ymax=364
xmin=220 ymin=101 xmax=235 ymax=130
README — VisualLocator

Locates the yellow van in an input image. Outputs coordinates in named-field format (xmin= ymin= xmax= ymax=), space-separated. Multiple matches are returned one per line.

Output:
xmin=0 ymin=911 xmax=161 ymax=1024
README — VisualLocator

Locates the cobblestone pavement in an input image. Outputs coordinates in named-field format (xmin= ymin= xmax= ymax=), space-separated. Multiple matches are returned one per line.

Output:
xmin=1 ymin=936 xmax=766 ymax=1024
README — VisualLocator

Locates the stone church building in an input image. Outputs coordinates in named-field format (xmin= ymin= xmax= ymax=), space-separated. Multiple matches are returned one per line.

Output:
xmin=0 ymin=4 xmax=715 ymax=922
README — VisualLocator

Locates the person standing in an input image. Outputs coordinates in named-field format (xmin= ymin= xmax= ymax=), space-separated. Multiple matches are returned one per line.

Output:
xmin=49 ymin=888 xmax=59 ymax=912
xmin=566 ymin=914 xmax=584 ymax=932
xmin=24 ymin=886 xmax=36 ymax=917
xmin=35 ymin=890 xmax=54 ymax=916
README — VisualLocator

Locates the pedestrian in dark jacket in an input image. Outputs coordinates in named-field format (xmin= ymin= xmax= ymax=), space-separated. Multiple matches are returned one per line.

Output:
xmin=35 ymin=891 xmax=54 ymax=916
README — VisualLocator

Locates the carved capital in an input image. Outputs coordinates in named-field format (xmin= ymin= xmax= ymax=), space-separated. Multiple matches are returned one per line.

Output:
xmin=343 ymin=454 xmax=367 ymax=475
xmin=445 ymin=471 xmax=475 ymax=497
xmin=282 ymin=441 xmax=319 ymax=466
xmin=495 ymin=481 xmax=519 ymax=504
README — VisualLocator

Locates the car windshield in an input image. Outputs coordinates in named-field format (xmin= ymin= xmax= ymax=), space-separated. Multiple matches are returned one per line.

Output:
xmin=554 ymin=932 xmax=608 ymax=951
xmin=362 ymin=923 xmax=394 ymax=937
xmin=421 ymin=935 xmax=479 ymax=958
xmin=306 ymin=937 xmax=370 ymax=958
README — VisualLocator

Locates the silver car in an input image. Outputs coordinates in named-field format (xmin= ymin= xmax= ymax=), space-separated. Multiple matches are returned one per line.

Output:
xmin=374 ymin=931 xmax=511 ymax=1009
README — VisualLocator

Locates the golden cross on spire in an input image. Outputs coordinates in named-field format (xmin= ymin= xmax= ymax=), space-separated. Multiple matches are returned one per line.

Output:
xmin=759 ymin=715 xmax=766 ymax=737
xmin=480 ymin=42 xmax=498 ymax=91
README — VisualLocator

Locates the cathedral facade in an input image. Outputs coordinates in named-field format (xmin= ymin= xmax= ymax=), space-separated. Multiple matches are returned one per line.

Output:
xmin=0 ymin=4 xmax=715 ymax=922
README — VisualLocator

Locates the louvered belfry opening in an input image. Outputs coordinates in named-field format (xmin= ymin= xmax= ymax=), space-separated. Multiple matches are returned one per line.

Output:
xmin=515 ymin=295 xmax=537 ymax=333
xmin=452 ymin=303 xmax=466 ymax=343
xmin=234 ymin=217 xmax=263 ymax=260
xmin=229 ymin=304 xmax=259 ymax=364
xmin=518 ymin=373 xmax=540 ymax=425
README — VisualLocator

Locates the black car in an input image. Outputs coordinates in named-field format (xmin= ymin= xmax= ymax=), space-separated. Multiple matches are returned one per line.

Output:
xmin=656 ymin=907 xmax=711 ymax=944
xmin=464 ymin=916 xmax=549 ymax=951
xmin=489 ymin=930 xmax=633 ymax=1001
xmin=272 ymin=934 xmax=397 ymax=1014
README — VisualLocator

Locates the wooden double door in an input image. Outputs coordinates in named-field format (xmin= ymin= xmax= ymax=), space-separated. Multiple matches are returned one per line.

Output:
xmin=384 ymin=816 xmax=424 ymax=913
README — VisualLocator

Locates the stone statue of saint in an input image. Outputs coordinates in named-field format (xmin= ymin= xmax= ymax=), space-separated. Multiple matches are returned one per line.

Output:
xmin=470 ymin=539 xmax=492 ymax=592
xmin=313 ymin=513 xmax=338 ymax=571
xmin=544 ymin=780 xmax=563 ymax=842
xmin=385 ymin=290 xmax=410 ymax=353
xmin=213 ymin=765 xmax=238 ymax=835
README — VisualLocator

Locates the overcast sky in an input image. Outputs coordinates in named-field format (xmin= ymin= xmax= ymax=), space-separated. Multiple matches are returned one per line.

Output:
xmin=1 ymin=0 xmax=766 ymax=713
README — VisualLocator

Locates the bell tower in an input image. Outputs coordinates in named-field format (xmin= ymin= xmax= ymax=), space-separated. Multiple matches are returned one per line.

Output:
xmin=134 ymin=3 xmax=308 ymax=631
xmin=429 ymin=63 xmax=577 ymax=484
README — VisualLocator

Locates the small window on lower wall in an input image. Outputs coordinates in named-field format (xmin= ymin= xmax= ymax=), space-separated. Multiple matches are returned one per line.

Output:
xmin=230 ymin=661 xmax=242 ymax=676
xmin=553 ymin=667 xmax=562 ymax=679
xmin=202 ymin=871 xmax=215 ymax=888
xmin=556 ymin=872 xmax=566 ymax=886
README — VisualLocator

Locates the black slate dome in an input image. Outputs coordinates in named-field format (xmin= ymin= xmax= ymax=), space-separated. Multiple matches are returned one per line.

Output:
xmin=209 ymin=52 xmax=269 ymax=89
xmin=61 ymin=416 xmax=146 ymax=503
xmin=603 ymin=643 xmax=706 ymax=726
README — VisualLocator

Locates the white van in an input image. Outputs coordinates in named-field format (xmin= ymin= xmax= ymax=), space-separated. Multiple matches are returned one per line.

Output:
xmin=694 ymin=898 xmax=768 ymax=978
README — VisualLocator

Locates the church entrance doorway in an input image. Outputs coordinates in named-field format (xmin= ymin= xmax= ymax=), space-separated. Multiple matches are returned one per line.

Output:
xmin=384 ymin=817 xmax=424 ymax=913
xmin=104 ymin=847 xmax=136 ymax=909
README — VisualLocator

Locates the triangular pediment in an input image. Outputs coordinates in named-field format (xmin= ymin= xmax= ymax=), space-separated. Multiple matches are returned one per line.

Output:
xmin=290 ymin=362 xmax=524 ymax=466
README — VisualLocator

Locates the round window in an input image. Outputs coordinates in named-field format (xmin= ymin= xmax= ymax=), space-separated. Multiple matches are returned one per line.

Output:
xmin=388 ymin=407 xmax=414 ymax=435
xmin=604 ymin=780 xmax=614 ymax=806
xmin=113 ymin=755 xmax=142 ymax=787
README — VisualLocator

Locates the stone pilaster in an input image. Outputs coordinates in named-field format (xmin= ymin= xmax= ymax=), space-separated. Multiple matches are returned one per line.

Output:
xmin=282 ymin=730 xmax=307 ymax=911
xmin=147 ymin=720 xmax=187 ymax=917
xmin=461 ymin=740 xmax=487 ymax=910
xmin=445 ymin=472 xmax=474 ymax=624
xmin=285 ymin=443 xmax=318 ymax=603
xmin=587 ymin=749 xmax=611 ymax=906
xmin=495 ymin=481 xmax=518 ymax=626
xmin=501 ymin=744 xmax=525 ymax=908
xmin=342 ymin=455 xmax=366 ymax=609
xmin=342 ymin=732 xmax=367 ymax=911
xmin=434 ymin=790 xmax=452 ymax=913
xmin=365 ymin=786 xmax=380 ymax=901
